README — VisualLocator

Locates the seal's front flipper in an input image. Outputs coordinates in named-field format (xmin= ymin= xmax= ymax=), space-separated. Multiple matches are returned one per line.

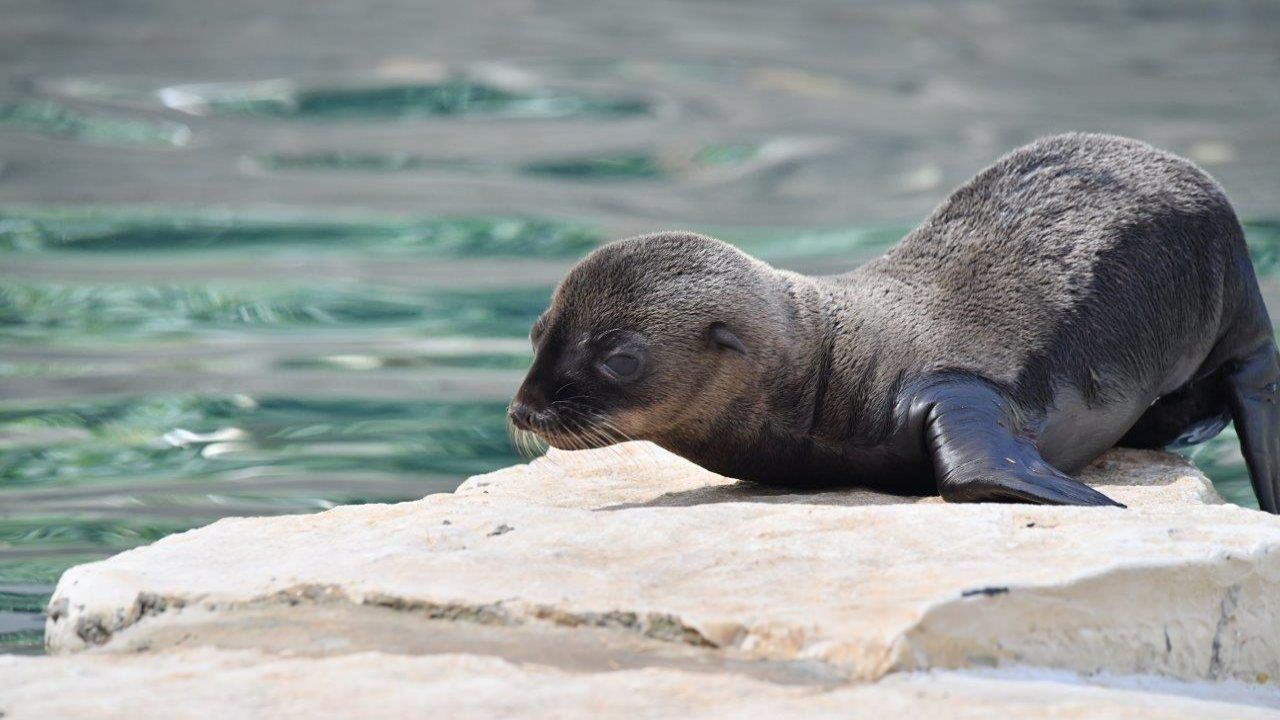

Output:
xmin=1225 ymin=343 xmax=1280 ymax=514
xmin=913 ymin=376 xmax=1123 ymax=507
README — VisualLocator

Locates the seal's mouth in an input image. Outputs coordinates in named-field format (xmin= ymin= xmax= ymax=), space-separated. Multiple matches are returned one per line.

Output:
xmin=507 ymin=401 xmax=625 ymax=453
xmin=539 ymin=429 xmax=612 ymax=451
xmin=507 ymin=401 xmax=560 ymax=433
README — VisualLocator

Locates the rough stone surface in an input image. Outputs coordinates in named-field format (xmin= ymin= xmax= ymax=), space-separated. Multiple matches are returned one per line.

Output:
xmin=454 ymin=442 xmax=1228 ymax=509
xmin=43 ymin=444 xmax=1280 ymax=690
xmin=4 ymin=649 xmax=1280 ymax=719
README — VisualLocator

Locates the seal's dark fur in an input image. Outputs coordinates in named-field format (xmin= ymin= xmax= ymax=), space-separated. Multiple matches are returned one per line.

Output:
xmin=513 ymin=133 xmax=1280 ymax=511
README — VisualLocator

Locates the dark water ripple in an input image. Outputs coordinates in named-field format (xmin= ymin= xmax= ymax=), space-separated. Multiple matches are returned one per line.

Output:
xmin=0 ymin=210 xmax=603 ymax=256
xmin=257 ymin=145 xmax=759 ymax=180
xmin=0 ymin=284 xmax=552 ymax=340
xmin=158 ymin=80 xmax=650 ymax=120
xmin=0 ymin=101 xmax=191 ymax=148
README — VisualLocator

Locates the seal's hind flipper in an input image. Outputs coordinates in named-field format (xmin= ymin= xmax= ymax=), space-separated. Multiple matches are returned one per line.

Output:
xmin=1118 ymin=371 xmax=1230 ymax=449
xmin=912 ymin=376 xmax=1123 ymax=507
xmin=1225 ymin=343 xmax=1280 ymax=514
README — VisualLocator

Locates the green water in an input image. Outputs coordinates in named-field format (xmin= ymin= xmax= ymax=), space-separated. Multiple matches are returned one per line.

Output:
xmin=157 ymin=80 xmax=650 ymax=121
xmin=0 ymin=209 xmax=604 ymax=256
xmin=0 ymin=101 xmax=191 ymax=148
xmin=257 ymin=143 xmax=761 ymax=180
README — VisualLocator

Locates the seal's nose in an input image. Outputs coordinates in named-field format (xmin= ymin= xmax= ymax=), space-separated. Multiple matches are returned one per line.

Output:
xmin=509 ymin=401 xmax=535 ymax=430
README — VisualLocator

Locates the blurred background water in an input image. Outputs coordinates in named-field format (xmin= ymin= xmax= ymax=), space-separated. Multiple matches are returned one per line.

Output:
xmin=2 ymin=1 xmax=1279 ymax=654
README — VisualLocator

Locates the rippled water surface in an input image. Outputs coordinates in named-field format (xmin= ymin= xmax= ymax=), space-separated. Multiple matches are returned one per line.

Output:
xmin=3 ymin=1 xmax=1279 ymax=654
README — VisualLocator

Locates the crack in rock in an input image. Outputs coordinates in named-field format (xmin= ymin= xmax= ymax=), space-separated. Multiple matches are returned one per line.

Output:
xmin=57 ymin=584 xmax=716 ymax=653
xmin=1209 ymin=584 xmax=1242 ymax=679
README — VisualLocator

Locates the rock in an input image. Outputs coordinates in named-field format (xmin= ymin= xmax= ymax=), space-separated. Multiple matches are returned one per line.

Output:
xmin=4 ymin=649 xmax=1280 ymax=719
xmin=453 ymin=442 xmax=1227 ymax=509
xmin=42 ymin=443 xmax=1280 ymax=692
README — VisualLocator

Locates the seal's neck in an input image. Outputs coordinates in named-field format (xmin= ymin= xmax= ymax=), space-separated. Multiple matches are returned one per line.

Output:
xmin=653 ymin=272 xmax=840 ymax=481
xmin=730 ymin=270 xmax=901 ymax=451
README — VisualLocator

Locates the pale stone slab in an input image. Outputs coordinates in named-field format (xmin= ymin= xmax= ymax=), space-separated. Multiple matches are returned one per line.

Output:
xmin=3 ymin=649 xmax=1279 ymax=719
xmin=45 ymin=445 xmax=1280 ymax=687
xmin=455 ymin=443 xmax=1226 ymax=509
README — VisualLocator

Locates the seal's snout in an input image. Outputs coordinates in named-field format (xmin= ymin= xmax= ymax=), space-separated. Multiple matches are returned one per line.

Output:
xmin=510 ymin=373 xmax=548 ymax=430
xmin=508 ymin=401 xmax=537 ymax=431
xmin=509 ymin=398 xmax=558 ymax=432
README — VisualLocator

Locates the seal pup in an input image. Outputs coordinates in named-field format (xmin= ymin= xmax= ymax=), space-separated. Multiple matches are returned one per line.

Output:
xmin=510 ymin=133 xmax=1280 ymax=512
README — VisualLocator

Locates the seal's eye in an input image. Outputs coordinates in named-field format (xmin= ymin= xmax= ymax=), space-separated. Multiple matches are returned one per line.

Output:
xmin=602 ymin=353 xmax=640 ymax=378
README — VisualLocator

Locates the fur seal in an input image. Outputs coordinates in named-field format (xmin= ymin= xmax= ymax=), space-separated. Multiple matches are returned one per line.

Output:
xmin=510 ymin=133 xmax=1280 ymax=512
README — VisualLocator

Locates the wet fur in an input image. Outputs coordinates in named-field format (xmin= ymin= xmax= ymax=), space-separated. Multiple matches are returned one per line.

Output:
xmin=516 ymin=133 xmax=1275 ymax=504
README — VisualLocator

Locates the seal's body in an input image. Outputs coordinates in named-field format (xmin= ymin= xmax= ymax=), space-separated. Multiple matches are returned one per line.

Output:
xmin=512 ymin=134 xmax=1280 ymax=512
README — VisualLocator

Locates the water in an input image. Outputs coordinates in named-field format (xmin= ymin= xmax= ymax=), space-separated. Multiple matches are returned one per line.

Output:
xmin=2 ymin=1 xmax=1278 ymax=655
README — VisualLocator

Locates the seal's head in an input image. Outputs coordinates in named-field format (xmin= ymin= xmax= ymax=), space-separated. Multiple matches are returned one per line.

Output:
xmin=510 ymin=231 xmax=788 ymax=453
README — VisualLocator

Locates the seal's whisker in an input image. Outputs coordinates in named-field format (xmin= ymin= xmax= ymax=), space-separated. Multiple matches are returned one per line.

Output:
xmin=551 ymin=381 xmax=574 ymax=400
xmin=570 ymin=424 xmax=592 ymax=453
xmin=585 ymin=420 xmax=629 ymax=466
xmin=596 ymin=415 xmax=660 ymax=472
xmin=522 ymin=432 xmax=541 ymax=462
xmin=507 ymin=416 xmax=553 ymax=467
xmin=506 ymin=415 xmax=536 ymax=461
xmin=579 ymin=411 xmax=645 ymax=474
xmin=527 ymin=432 xmax=552 ymax=464
xmin=559 ymin=414 xmax=586 ymax=453
xmin=557 ymin=406 xmax=631 ymax=471
xmin=552 ymin=397 xmax=594 ymax=408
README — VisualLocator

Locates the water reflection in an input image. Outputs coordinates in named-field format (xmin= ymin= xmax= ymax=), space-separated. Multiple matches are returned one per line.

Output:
xmin=157 ymin=79 xmax=650 ymax=120
xmin=0 ymin=102 xmax=191 ymax=148
xmin=257 ymin=143 xmax=762 ymax=181
xmin=0 ymin=210 xmax=602 ymax=256
xmin=0 ymin=284 xmax=552 ymax=340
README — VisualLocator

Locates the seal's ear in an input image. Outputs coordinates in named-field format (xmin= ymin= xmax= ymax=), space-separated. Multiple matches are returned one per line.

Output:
xmin=709 ymin=322 xmax=747 ymax=355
